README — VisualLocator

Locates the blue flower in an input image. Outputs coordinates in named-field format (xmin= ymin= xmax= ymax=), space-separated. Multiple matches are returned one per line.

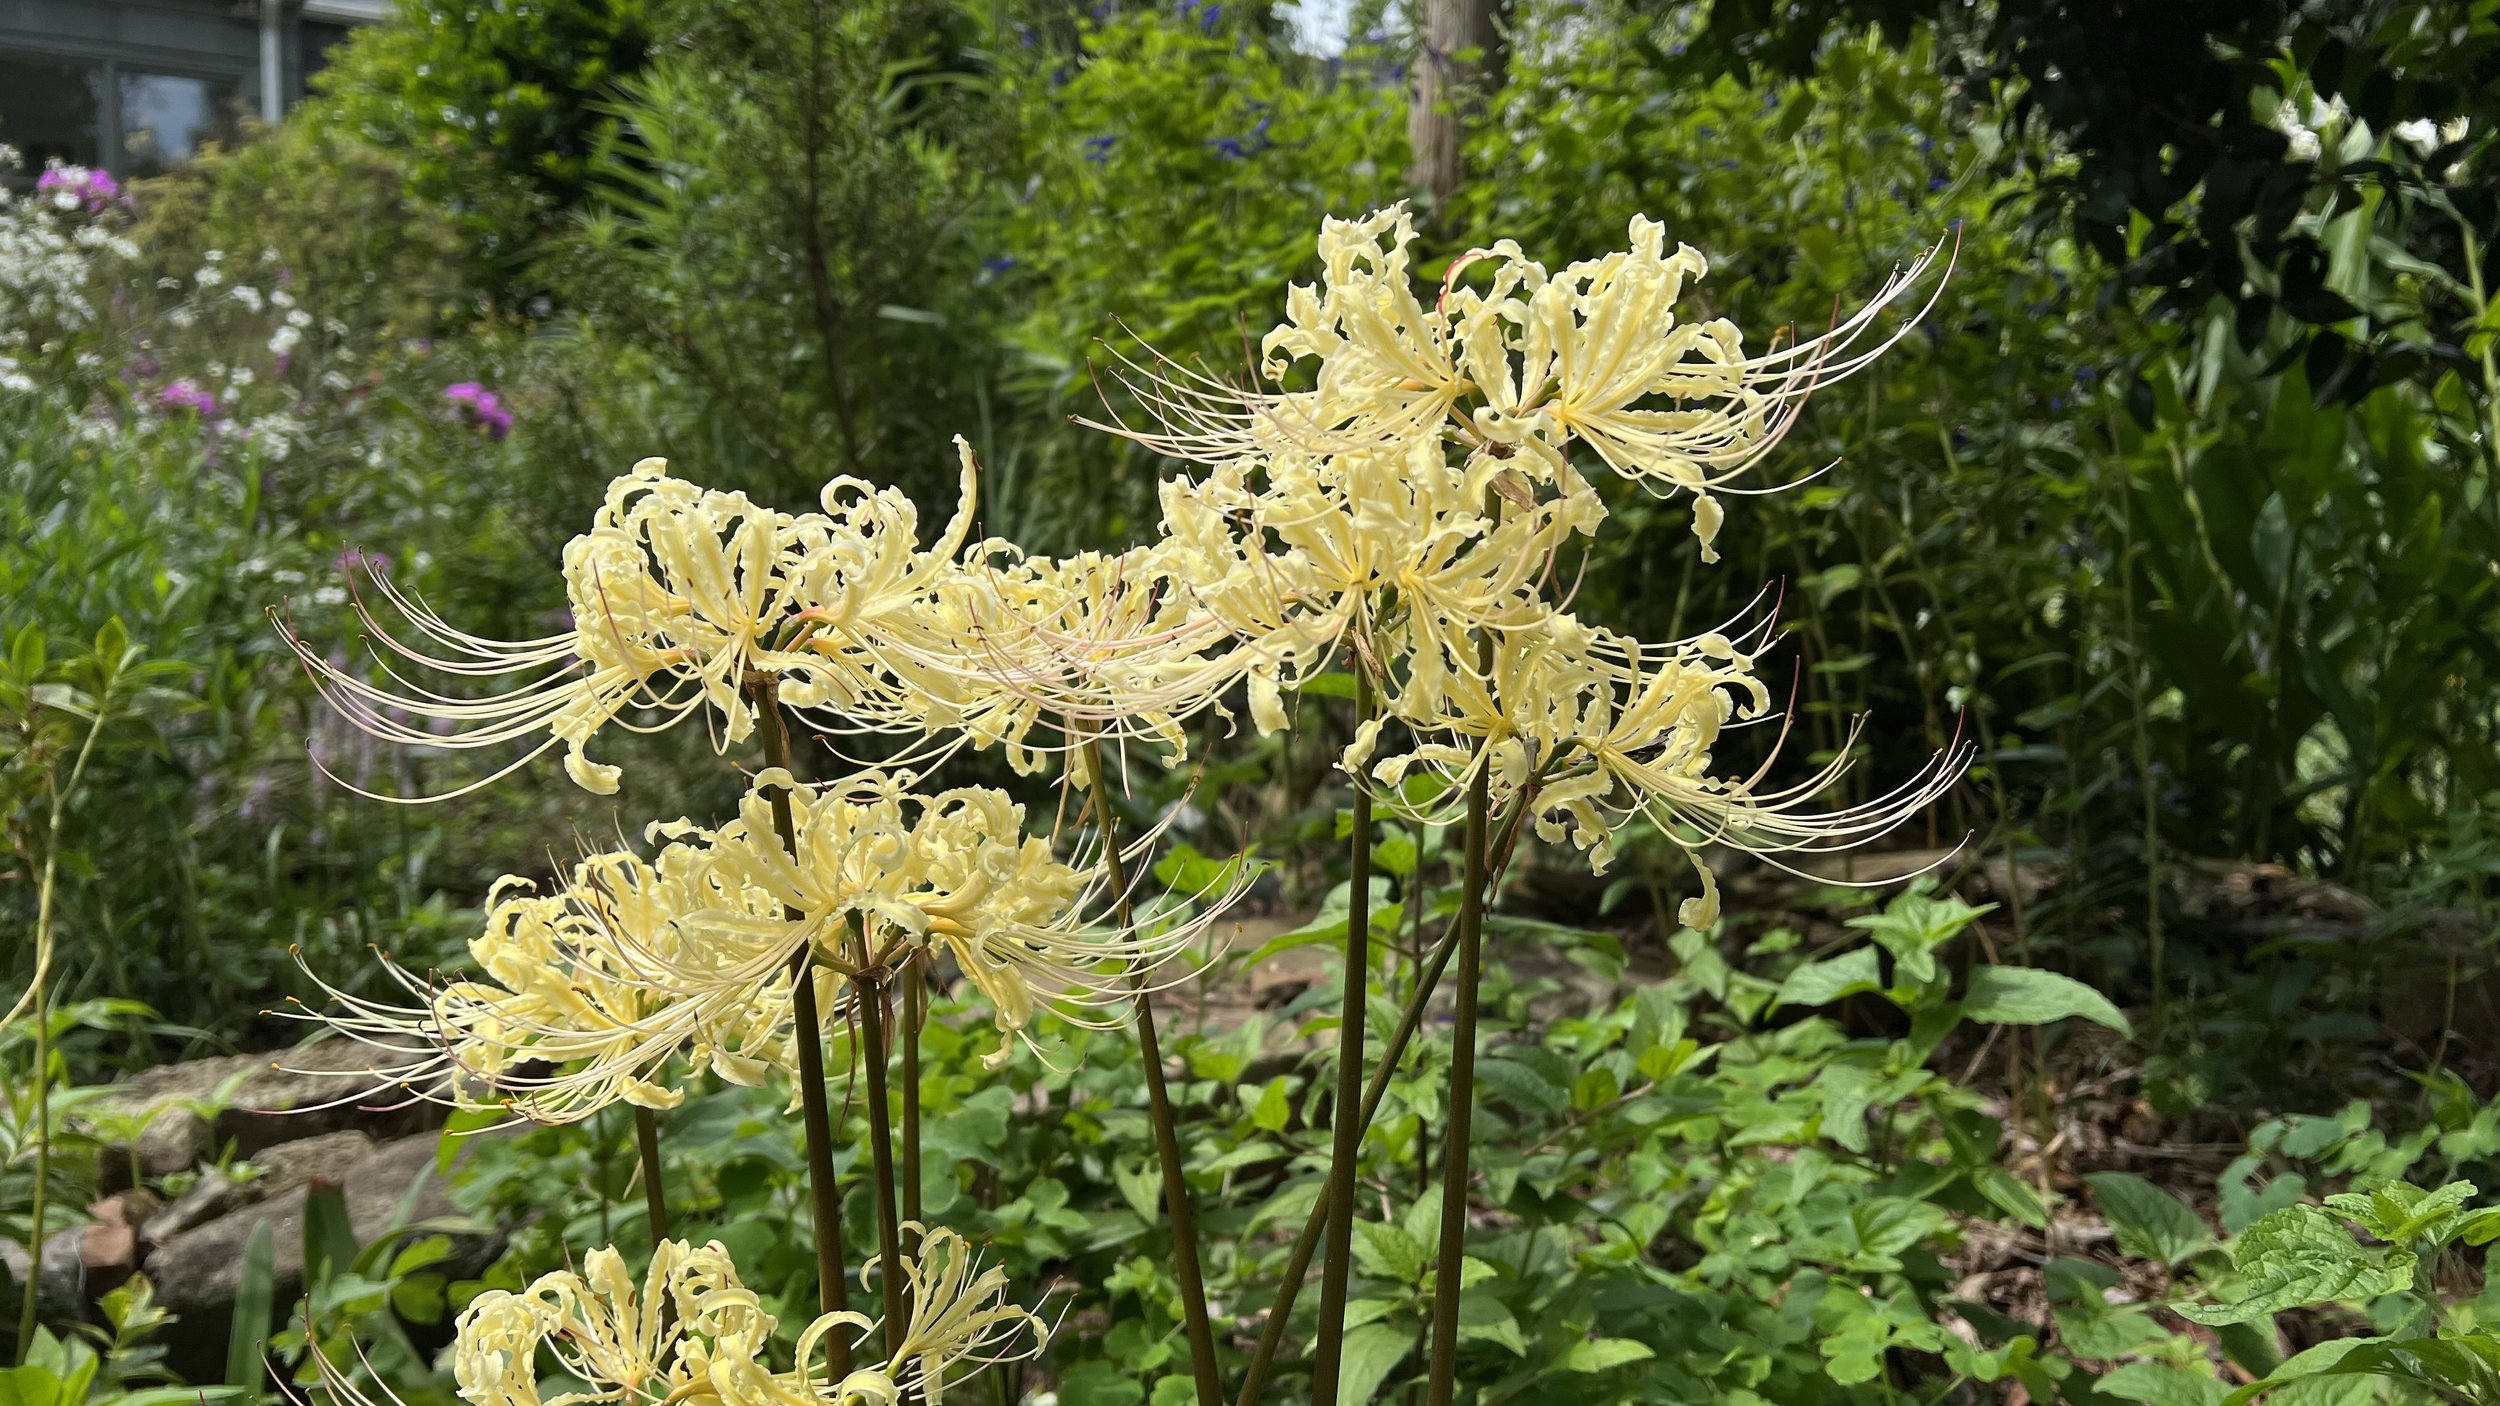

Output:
xmin=983 ymin=256 xmax=1018 ymax=274
xmin=1927 ymin=175 xmax=1946 ymax=191
xmin=1084 ymin=134 xmax=1118 ymax=163
xmin=1207 ymin=137 xmax=1248 ymax=159
xmin=1200 ymin=2 xmax=1221 ymax=31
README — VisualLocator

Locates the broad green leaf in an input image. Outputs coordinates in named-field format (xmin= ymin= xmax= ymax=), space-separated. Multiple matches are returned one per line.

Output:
xmin=1351 ymin=1221 xmax=1429 ymax=1283
xmin=1962 ymin=966 xmax=2133 ymax=1036
xmin=1844 ymin=889 xmax=1992 ymax=985
xmin=2323 ymin=1180 xmax=2476 ymax=1247
xmin=1338 ymin=1322 xmax=1413 ymax=1406
xmin=1455 ymin=1294 xmax=1527 ymax=1355
xmin=1249 ymin=1076 xmax=1292 ymax=1133
xmin=2178 ymin=1205 xmax=2417 ymax=1325
xmin=1056 ymin=1361 xmax=1145 ymax=1406
xmin=2097 ymin=1361 xmax=2226 ymax=1406
xmin=2086 ymin=1172 xmax=2213 ymax=1264
xmin=1563 ymin=1337 xmax=1656 ymax=1373
xmin=1113 ymin=1158 xmax=1161 ymax=1222
xmin=1775 ymin=947 xmax=1884 ymax=1009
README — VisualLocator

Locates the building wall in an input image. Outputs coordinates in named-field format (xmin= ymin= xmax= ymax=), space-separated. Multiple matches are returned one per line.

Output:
xmin=0 ymin=0 xmax=375 ymax=178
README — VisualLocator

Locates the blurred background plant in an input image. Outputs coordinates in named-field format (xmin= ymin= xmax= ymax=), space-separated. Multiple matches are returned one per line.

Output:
xmin=3 ymin=0 xmax=2498 ymax=1398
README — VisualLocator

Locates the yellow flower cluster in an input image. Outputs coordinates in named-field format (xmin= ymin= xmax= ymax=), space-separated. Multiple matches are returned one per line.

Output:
xmin=316 ymin=1233 xmax=1041 ymax=1406
xmin=302 ymin=761 xmax=1232 ymax=1120
xmin=284 ymin=206 xmax=1952 ymax=1406
xmin=1118 ymin=207 xmax=1963 ymax=910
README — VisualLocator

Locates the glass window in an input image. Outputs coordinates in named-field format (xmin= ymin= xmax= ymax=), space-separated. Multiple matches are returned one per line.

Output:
xmin=117 ymin=71 xmax=241 ymax=177
xmin=0 ymin=56 xmax=105 ymax=174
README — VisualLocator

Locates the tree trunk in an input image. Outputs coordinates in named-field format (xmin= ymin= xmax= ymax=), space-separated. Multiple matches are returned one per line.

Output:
xmin=1406 ymin=0 xmax=1503 ymax=210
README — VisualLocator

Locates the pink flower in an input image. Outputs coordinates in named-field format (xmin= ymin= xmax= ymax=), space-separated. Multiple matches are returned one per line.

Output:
xmin=444 ymin=381 xmax=514 ymax=439
xmin=36 ymin=165 xmax=123 ymax=212
xmin=158 ymin=380 xmax=217 ymax=415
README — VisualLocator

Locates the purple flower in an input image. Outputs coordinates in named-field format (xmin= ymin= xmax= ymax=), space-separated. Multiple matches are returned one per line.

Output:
xmin=158 ymin=380 xmax=217 ymax=416
xmin=37 ymin=165 xmax=123 ymax=212
xmin=1084 ymin=134 xmax=1117 ymax=163
xmin=1199 ymin=2 xmax=1221 ymax=31
xmin=982 ymin=256 xmax=1018 ymax=274
xmin=444 ymin=381 xmax=514 ymax=439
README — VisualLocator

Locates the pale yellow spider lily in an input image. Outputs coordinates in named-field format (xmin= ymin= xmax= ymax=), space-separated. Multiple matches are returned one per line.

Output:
xmin=277 ymin=441 xmax=991 ymax=803
xmin=285 ymin=843 xmax=811 ymax=1125
xmin=1103 ymin=205 xmax=1949 ymax=561
xmin=440 ymin=1241 xmax=764 ymax=1406
xmin=1364 ymin=605 xmax=1967 ymax=922
xmin=279 ymin=457 xmax=827 ymax=800
xmin=675 ymin=1228 xmax=1044 ymax=1406
xmin=877 ymin=545 xmax=1259 ymax=774
xmin=674 ymin=767 xmax=1234 ymax=1070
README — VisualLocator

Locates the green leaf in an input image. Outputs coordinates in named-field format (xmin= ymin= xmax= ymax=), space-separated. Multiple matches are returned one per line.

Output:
xmin=1563 ymin=1337 xmax=1657 ymax=1373
xmin=1351 ymin=1221 xmax=1429 ymax=1284
xmin=1962 ymin=966 xmax=2134 ymax=1036
xmin=2096 ymin=1361 xmax=2226 ymax=1406
xmin=1844 ymin=888 xmax=1992 ymax=985
xmin=1338 ymin=1322 xmax=1413 ymax=1406
xmin=1775 ymin=947 xmax=1884 ymax=1009
xmin=1249 ymin=1076 xmax=1291 ymax=1133
xmin=2177 ymin=1205 xmax=2417 ymax=1325
xmin=2086 ymin=1172 xmax=2214 ymax=1264
xmin=1455 ymin=1293 xmax=1527 ymax=1356
xmin=1477 ymin=1053 xmax=1569 ymax=1117
xmin=224 ymin=1222 xmax=276 ymax=1392
xmin=2324 ymin=1180 xmax=2476 ymax=1246
xmin=1057 ymin=1360 xmax=1145 ymax=1406
xmin=1975 ymin=1166 xmax=2051 ymax=1229
xmin=1114 ymin=1157 xmax=1162 ymax=1223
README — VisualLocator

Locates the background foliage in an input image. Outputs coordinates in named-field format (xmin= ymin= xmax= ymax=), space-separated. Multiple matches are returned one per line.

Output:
xmin=5 ymin=0 xmax=2500 ymax=1400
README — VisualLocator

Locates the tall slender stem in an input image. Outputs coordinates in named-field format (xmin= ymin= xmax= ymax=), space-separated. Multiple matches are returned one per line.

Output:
xmin=855 ymin=960 xmax=908 ymax=1351
xmin=752 ymin=679 xmax=851 ymax=1373
xmin=1080 ymin=738 xmax=1223 ymax=1406
xmin=1233 ymin=793 xmax=1536 ymax=1406
xmin=1424 ymin=670 xmax=1497 ymax=1406
xmin=902 ymin=961 xmax=924 ymax=1232
xmin=1311 ymin=668 xmax=1376 ymax=1404
xmin=14 ymin=683 xmax=110 ymax=1359
xmin=633 ymin=1107 xmax=670 ymax=1243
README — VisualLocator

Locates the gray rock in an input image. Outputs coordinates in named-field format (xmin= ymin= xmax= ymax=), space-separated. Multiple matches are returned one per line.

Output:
xmin=0 ymin=1224 xmax=96 ymax=1324
xmin=146 ymin=1129 xmax=504 ymax=1381
xmin=82 ymin=1041 xmax=445 ymax=1181
xmin=141 ymin=1169 xmax=244 ymax=1247
xmin=248 ymin=1130 xmax=378 ymax=1195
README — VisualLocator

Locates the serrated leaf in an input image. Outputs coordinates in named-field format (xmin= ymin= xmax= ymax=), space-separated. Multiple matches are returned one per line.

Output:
xmin=1351 ymin=1221 xmax=1428 ymax=1283
xmin=1563 ymin=1337 xmax=1656 ymax=1372
xmin=1962 ymin=966 xmax=2133 ymax=1036
xmin=1476 ymin=1054 xmax=1568 ymax=1117
xmin=2086 ymin=1172 xmax=2213 ymax=1264
xmin=2178 ymin=1205 xmax=2416 ymax=1325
